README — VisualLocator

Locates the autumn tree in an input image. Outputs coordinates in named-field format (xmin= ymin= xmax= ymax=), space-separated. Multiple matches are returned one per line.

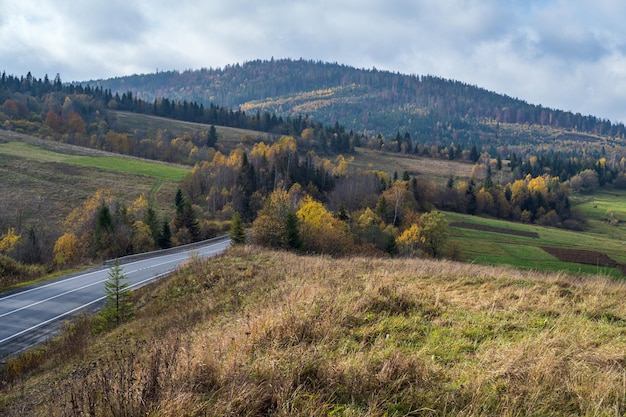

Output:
xmin=53 ymin=232 xmax=80 ymax=266
xmin=131 ymin=221 xmax=155 ymax=253
xmin=62 ymin=189 xmax=115 ymax=259
xmin=296 ymin=196 xmax=354 ymax=255
xmin=0 ymin=228 xmax=20 ymax=255
xmin=251 ymin=186 xmax=300 ymax=249
xmin=396 ymin=223 xmax=421 ymax=256
xmin=417 ymin=211 xmax=449 ymax=258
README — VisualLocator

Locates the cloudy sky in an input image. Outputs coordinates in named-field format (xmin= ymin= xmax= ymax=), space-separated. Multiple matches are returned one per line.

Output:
xmin=2 ymin=0 xmax=626 ymax=123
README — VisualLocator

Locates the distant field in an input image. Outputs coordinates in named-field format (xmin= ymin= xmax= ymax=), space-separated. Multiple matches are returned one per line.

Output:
xmin=0 ymin=141 xmax=189 ymax=181
xmin=571 ymin=188 xmax=626 ymax=240
xmin=111 ymin=111 xmax=279 ymax=151
xmin=446 ymin=211 xmax=626 ymax=278
xmin=351 ymin=147 xmax=501 ymax=184
xmin=0 ymin=132 xmax=185 ymax=233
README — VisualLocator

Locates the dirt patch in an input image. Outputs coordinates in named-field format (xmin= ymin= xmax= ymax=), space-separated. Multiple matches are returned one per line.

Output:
xmin=541 ymin=247 xmax=626 ymax=275
xmin=451 ymin=221 xmax=539 ymax=238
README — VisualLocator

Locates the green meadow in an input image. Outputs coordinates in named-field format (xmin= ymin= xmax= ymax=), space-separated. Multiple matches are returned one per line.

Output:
xmin=446 ymin=211 xmax=626 ymax=278
xmin=0 ymin=141 xmax=189 ymax=181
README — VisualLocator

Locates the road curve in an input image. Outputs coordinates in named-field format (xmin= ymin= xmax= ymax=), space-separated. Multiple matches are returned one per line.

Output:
xmin=0 ymin=237 xmax=231 ymax=361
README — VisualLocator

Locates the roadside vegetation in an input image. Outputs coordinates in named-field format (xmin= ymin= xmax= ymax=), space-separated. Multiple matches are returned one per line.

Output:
xmin=2 ymin=246 xmax=625 ymax=416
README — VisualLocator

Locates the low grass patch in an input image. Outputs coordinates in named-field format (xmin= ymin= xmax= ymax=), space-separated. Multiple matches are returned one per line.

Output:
xmin=2 ymin=247 xmax=625 ymax=416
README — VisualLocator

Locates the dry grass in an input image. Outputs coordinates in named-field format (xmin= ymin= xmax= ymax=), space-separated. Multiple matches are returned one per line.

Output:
xmin=2 ymin=247 xmax=626 ymax=416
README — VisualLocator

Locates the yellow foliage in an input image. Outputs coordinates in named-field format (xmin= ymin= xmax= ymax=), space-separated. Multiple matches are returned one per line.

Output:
xmin=0 ymin=228 xmax=20 ymax=254
xmin=131 ymin=221 xmax=155 ymax=253
xmin=528 ymin=175 xmax=547 ymax=196
xmin=358 ymin=207 xmax=382 ymax=228
xmin=129 ymin=194 xmax=149 ymax=220
xmin=509 ymin=179 xmax=529 ymax=207
xmin=251 ymin=142 xmax=271 ymax=160
xmin=227 ymin=148 xmax=244 ymax=167
xmin=53 ymin=232 xmax=80 ymax=265
xmin=396 ymin=224 xmax=421 ymax=256
xmin=297 ymin=196 xmax=353 ymax=255
xmin=65 ymin=189 xmax=113 ymax=232
xmin=332 ymin=155 xmax=354 ymax=177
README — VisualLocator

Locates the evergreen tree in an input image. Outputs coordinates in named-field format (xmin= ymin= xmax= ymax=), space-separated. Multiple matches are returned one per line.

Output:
xmin=229 ymin=212 xmax=247 ymax=245
xmin=158 ymin=220 xmax=172 ymax=249
xmin=99 ymin=263 xmax=134 ymax=330
xmin=94 ymin=204 xmax=114 ymax=256
xmin=207 ymin=124 xmax=218 ymax=148
xmin=285 ymin=211 xmax=302 ymax=250
xmin=174 ymin=188 xmax=184 ymax=210
xmin=470 ymin=145 xmax=480 ymax=163
xmin=144 ymin=206 xmax=160 ymax=243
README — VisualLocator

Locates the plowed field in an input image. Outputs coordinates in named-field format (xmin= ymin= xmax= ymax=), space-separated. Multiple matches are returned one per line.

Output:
xmin=541 ymin=247 xmax=626 ymax=275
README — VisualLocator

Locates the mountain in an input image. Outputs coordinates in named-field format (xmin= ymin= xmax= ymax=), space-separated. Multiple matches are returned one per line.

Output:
xmin=88 ymin=58 xmax=625 ymax=146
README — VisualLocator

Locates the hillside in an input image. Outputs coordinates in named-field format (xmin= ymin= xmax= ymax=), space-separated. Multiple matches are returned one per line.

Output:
xmin=2 ymin=247 xmax=625 ymax=416
xmin=0 ymin=130 xmax=188 ymax=269
xmin=89 ymin=58 xmax=626 ymax=157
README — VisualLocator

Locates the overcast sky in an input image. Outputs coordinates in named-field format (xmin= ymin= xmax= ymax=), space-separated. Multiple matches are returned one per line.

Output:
xmin=2 ymin=0 xmax=626 ymax=123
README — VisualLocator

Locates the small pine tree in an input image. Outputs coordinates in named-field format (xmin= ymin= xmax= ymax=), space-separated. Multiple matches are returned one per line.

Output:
xmin=207 ymin=124 xmax=218 ymax=148
xmin=285 ymin=211 xmax=302 ymax=250
xmin=229 ymin=212 xmax=247 ymax=245
xmin=158 ymin=220 xmax=172 ymax=249
xmin=99 ymin=263 xmax=134 ymax=331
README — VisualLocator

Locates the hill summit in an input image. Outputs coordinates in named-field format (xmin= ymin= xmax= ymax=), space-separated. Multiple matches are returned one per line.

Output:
xmin=90 ymin=58 xmax=624 ymax=141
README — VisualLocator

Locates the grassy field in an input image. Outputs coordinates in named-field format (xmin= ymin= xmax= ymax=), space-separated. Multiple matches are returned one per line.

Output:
xmin=352 ymin=147 xmax=479 ymax=184
xmin=570 ymin=188 xmax=626 ymax=240
xmin=0 ymin=131 xmax=187 ymax=234
xmin=2 ymin=247 xmax=625 ymax=416
xmin=0 ymin=141 xmax=189 ymax=181
xmin=446 ymin=211 xmax=626 ymax=278
xmin=111 ymin=111 xmax=278 ymax=151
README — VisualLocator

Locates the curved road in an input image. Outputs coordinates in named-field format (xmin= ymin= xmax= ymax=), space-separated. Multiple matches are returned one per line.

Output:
xmin=0 ymin=237 xmax=230 ymax=361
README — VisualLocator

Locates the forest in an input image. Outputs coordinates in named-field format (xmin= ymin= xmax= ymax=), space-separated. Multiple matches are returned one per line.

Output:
xmin=91 ymin=58 xmax=626 ymax=153
xmin=0 ymin=68 xmax=625 ymax=287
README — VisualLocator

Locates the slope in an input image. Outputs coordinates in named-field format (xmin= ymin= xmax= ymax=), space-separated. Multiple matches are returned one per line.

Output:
xmin=0 ymin=130 xmax=189 ymax=245
xmin=2 ymin=247 xmax=625 ymax=416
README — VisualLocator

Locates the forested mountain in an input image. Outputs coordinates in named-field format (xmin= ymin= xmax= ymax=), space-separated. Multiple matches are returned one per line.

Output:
xmin=89 ymin=58 xmax=626 ymax=148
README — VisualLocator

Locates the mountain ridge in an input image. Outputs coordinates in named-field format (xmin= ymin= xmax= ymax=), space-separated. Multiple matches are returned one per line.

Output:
xmin=87 ymin=58 xmax=625 ymax=142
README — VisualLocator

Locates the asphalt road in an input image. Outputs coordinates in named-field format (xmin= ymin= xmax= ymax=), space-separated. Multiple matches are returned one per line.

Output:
xmin=0 ymin=237 xmax=231 ymax=361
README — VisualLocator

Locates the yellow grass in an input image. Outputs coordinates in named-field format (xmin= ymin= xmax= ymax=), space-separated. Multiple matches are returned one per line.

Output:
xmin=2 ymin=247 xmax=626 ymax=416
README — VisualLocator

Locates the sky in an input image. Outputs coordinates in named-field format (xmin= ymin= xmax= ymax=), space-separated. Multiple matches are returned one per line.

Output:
xmin=2 ymin=0 xmax=626 ymax=123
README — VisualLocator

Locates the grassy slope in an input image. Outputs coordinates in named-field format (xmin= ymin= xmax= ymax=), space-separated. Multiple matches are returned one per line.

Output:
xmin=2 ymin=247 xmax=625 ymax=416
xmin=0 ymin=130 xmax=189 ymax=231
xmin=111 ymin=111 xmax=277 ymax=152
